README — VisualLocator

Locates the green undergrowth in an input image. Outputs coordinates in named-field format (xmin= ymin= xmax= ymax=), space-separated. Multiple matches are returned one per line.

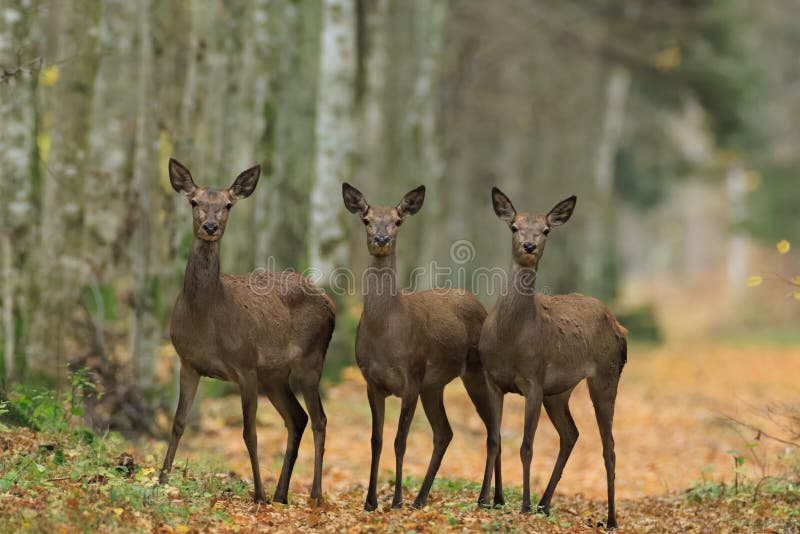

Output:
xmin=1 ymin=370 xmax=799 ymax=532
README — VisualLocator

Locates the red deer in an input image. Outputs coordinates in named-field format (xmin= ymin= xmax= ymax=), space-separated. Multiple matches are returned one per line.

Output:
xmin=342 ymin=183 xmax=504 ymax=510
xmin=478 ymin=188 xmax=627 ymax=529
xmin=159 ymin=159 xmax=335 ymax=505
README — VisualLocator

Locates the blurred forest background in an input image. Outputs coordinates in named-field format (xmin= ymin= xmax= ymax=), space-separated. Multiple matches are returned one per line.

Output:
xmin=1 ymin=0 xmax=799 ymax=432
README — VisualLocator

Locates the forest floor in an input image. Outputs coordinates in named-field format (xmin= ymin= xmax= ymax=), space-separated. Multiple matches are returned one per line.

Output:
xmin=2 ymin=342 xmax=800 ymax=532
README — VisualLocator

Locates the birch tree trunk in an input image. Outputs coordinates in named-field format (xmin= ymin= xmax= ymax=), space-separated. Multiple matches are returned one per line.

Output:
xmin=263 ymin=0 xmax=322 ymax=269
xmin=726 ymin=162 xmax=748 ymax=299
xmin=28 ymin=0 xmax=101 ymax=375
xmin=0 ymin=0 xmax=39 ymax=383
xmin=1 ymin=237 xmax=13 ymax=385
xmin=309 ymin=0 xmax=357 ymax=282
xmin=127 ymin=0 xmax=158 ymax=404
xmin=586 ymin=66 xmax=630 ymax=300
xmin=407 ymin=0 xmax=446 ymax=274
xmin=251 ymin=0 xmax=273 ymax=268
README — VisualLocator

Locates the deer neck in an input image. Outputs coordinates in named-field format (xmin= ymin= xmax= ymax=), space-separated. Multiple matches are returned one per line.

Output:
xmin=183 ymin=238 xmax=223 ymax=303
xmin=498 ymin=261 xmax=539 ymax=324
xmin=363 ymin=252 xmax=403 ymax=318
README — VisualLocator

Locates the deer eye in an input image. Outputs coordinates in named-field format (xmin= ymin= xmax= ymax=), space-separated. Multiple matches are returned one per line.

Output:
xmin=511 ymin=225 xmax=519 ymax=233
xmin=396 ymin=219 xmax=403 ymax=227
xmin=543 ymin=227 xmax=550 ymax=235
xmin=225 ymin=203 xmax=233 ymax=210
xmin=362 ymin=218 xmax=369 ymax=226
xmin=190 ymin=200 xmax=198 ymax=207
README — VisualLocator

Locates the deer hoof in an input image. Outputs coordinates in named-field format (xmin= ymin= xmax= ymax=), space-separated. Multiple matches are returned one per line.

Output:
xmin=520 ymin=504 xmax=532 ymax=514
xmin=477 ymin=499 xmax=492 ymax=510
xmin=391 ymin=500 xmax=403 ymax=509
xmin=536 ymin=504 xmax=549 ymax=516
xmin=605 ymin=518 xmax=618 ymax=531
xmin=158 ymin=472 xmax=169 ymax=485
xmin=494 ymin=497 xmax=506 ymax=508
xmin=364 ymin=501 xmax=377 ymax=512
xmin=410 ymin=500 xmax=424 ymax=510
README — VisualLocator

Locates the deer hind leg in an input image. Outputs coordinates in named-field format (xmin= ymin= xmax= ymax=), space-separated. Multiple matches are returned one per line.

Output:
xmin=537 ymin=388 xmax=578 ymax=515
xmin=365 ymin=384 xmax=386 ymax=511
xmin=520 ymin=384 xmax=544 ymax=513
xmin=462 ymin=366 xmax=504 ymax=507
xmin=588 ymin=375 xmax=620 ymax=531
xmin=298 ymin=372 xmax=327 ymax=506
xmin=264 ymin=380 xmax=308 ymax=504
xmin=392 ymin=391 xmax=420 ymax=509
xmin=159 ymin=363 xmax=200 ymax=484
xmin=239 ymin=372 xmax=268 ymax=503
xmin=412 ymin=387 xmax=453 ymax=509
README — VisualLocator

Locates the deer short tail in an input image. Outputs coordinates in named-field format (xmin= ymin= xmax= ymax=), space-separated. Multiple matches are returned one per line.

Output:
xmin=618 ymin=337 xmax=628 ymax=370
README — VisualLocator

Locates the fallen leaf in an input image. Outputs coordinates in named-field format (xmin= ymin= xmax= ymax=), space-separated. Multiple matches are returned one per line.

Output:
xmin=777 ymin=240 xmax=790 ymax=254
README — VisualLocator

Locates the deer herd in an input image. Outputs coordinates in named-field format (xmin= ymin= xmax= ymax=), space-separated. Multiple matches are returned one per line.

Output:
xmin=158 ymin=159 xmax=627 ymax=529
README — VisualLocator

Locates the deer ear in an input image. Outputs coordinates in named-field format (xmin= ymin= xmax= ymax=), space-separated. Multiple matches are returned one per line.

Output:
xmin=546 ymin=195 xmax=577 ymax=226
xmin=397 ymin=185 xmax=425 ymax=218
xmin=229 ymin=165 xmax=261 ymax=200
xmin=491 ymin=187 xmax=516 ymax=223
xmin=342 ymin=182 xmax=369 ymax=215
xmin=169 ymin=158 xmax=197 ymax=197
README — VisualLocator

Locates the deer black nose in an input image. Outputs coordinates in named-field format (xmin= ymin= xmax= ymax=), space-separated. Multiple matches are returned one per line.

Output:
xmin=374 ymin=234 xmax=390 ymax=246
xmin=523 ymin=242 xmax=537 ymax=253
xmin=203 ymin=222 xmax=219 ymax=235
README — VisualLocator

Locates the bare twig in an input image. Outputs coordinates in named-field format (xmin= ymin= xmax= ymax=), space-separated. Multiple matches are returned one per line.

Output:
xmin=0 ymin=56 xmax=43 ymax=84
xmin=719 ymin=413 xmax=800 ymax=448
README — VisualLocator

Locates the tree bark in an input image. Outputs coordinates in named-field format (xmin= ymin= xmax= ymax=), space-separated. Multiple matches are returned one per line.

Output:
xmin=586 ymin=66 xmax=630 ymax=300
xmin=309 ymin=0 xmax=357 ymax=282
xmin=28 ymin=0 xmax=102 ymax=374
xmin=127 ymin=0 xmax=158 ymax=403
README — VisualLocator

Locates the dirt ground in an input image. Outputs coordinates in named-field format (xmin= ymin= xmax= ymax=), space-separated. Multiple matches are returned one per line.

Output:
xmin=160 ymin=342 xmax=800 ymax=505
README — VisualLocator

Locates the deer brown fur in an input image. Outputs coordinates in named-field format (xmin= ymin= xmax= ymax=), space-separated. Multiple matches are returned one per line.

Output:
xmin=159 ymin=159 xmax=335 ymax=505
xmin=342 ymin=183 xmax=504 ymax=510
xmin=478 ymin=188 xmax=627 ymax=529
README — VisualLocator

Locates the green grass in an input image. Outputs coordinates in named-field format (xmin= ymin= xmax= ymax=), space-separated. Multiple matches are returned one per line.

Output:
xmin=715 ymin=327 xmax=800 ymax=347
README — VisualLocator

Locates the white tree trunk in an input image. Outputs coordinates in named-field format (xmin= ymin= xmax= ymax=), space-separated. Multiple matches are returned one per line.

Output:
xmin=128 ymin=0 xmax=157 ymax=398
xmin=410 ymin=0 xmax=446 ymax=270
xmin=0 ymin=1 xmax=36 ymax=381
xmin=594 ymin=67 xmax=631 ymax=196
xmin=1 ymin=237 xmax=13 ymax=382
xmin=727 ymin=163 xmax=748 ymax=298
xmin=587 ymin=66 xmax=630 ymax=297
xmin=309 ymin=0 xmax=356 ymax=282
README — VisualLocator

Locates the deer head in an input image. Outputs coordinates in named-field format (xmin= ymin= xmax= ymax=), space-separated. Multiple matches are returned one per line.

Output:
xmin=342 ymin=183 xmax=425 ymax=256
xmin=491 ymin=187 xmax=576 ymax=269
xmin=169 ymin=158 xmax=261 ymax=242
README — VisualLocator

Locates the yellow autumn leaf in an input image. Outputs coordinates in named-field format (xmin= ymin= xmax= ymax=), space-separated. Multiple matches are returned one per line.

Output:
xmin=745 ymin=276 xmax=763 ymax=287
xmin=794 ymin=275 xmax=800 ymax=286
xmin=40 ymin=65 xmax=59 ymax=87
xmin=37 ymin=133 xmax=51 ymax=163
xmin=794 ymin=292 xmax=800 ymax=300
xmin=652 ymin=46 xmax=681 ymax=70
xmin=112 ymin=508 xmax=123 ymax=516
xmin=777 ymin=240 xmax=791 ymax=254
xmin=176 ymin=525 xmax=189 ymax=533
